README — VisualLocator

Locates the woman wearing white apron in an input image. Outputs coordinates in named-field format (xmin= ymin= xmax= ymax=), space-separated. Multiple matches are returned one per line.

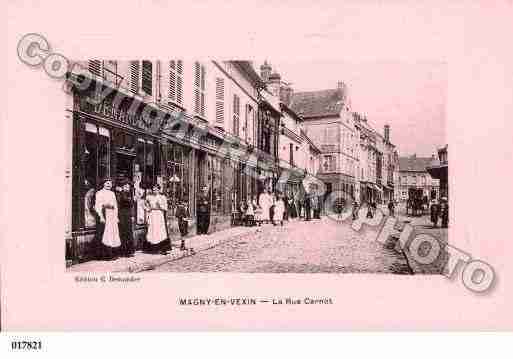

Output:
xmin=144 ymin=184 xmax=170 ymax=254
xmin=274 ymin=194 xmax=285 ymax=226
xmin=94 ymin=179 xmax=121 ymax=260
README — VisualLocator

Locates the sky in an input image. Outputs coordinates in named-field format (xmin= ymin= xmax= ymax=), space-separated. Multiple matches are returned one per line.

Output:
xmin=256 ymin=60 xmax=447 ymax=158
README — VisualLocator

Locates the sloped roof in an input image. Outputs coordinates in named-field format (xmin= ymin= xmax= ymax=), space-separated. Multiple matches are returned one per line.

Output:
xmin=290 ymin=89 xmax=345 ymax=118
xmin=398 ymin=156 xmax=433 ymax=172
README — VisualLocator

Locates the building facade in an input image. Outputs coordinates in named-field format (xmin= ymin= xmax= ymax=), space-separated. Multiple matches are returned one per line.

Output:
xmin=260 ymin=62 xmax=322 ymax=196
xmin=396 ymin=154 xmax=440 ymax=202
xmin=65 ymin=60 xmax=281 ymax=264
xmin=426 ymin=144 xmax=448 ymax=199
xmin=290 ymin=82 xmax=359 ymax=202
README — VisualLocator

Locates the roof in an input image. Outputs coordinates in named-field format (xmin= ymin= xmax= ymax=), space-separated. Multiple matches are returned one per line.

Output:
xmin=290 ymin=89 xmax=346 ymax=118
xmin=398 ymin=156 xmax=433 ymax=172
xmin=230 ymin=61 xmax=266 ymax=89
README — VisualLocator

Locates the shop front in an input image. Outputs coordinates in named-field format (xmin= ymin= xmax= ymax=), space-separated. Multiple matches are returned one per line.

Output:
xmin=66 ymin=81 xmax=265 ymax=264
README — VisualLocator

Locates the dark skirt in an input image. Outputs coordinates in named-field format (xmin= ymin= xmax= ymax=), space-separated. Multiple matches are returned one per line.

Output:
xmin=178 ymin=219 xmax=189 ymax=237
xmin=118 ymin=209 xmax=134 ymax=256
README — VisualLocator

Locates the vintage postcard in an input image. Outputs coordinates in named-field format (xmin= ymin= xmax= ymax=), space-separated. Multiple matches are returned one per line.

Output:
xmin=2 ymin=0 xmax=513 ymax=338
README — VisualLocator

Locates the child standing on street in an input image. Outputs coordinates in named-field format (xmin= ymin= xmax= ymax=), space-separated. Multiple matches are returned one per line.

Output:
xmin=175 ymin=200 xmax=194 ymax=253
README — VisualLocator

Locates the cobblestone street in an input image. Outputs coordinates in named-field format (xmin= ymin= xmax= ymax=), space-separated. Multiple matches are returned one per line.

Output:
xmin=153 ymin=217 xmax=412 ymax=274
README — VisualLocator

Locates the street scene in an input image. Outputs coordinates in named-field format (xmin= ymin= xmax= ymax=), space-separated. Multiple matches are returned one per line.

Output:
xmin=65 ymin=60 xmax=448 ymax=275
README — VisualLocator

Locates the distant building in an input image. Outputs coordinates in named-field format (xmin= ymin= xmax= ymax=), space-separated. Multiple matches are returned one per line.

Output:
xmin=426 ymin=144 xmax=448 ymax=199
xmin=396 ymin=154 xmax=440 ymax=202
xmin=290 ymin=82 xmax=358 ymax=201
xmin=260 ymin=62 xmax=322 ymax=195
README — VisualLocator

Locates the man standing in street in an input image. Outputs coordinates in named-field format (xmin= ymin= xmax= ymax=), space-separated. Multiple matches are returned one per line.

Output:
xmin=196 ymin=185 xmax=211 ymax=235
xmin=440 ymin=197 xmax=449 ymax=228
xmin=304 ymin=192 xmax=311 ymax=221
xmin=387 ymin=199 xmax=395 ymax=217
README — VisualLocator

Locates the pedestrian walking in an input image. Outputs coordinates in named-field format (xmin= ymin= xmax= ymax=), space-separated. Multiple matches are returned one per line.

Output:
xmin=94 ymin=178 xmax=121 ymax=260
xmin=175 ymin=200 xmax=194 ymax=252
xmin=288 ymin=193 xmax=297 ymax=219
xmin=196 ymin=185 xmax=211 ymax=235
xmin=387 ymin=199 xmax=395 ymax=217
xmin=352 ymin=201 xmax=359 ymax=220
xmin=245 ymin=198 xmax=255 ymax=226
xmin=258 ymin=189 xmax=271 ymax=224
xmin=304 ymin=193 xmax=311 ymax=221
xmin=253 ymin=197 xmax=262 ymax=226
xmin=366 ymin=202 xmax=374 ymax=219
xmin=116 ymin=179 xmax=134 ymax=257
xmin=269 ymin=191 xmax=276 ymax=225
xmin=440 ymin=197 xmax=449 ymax=228
xmin=274 ymin=194 xmax=286 ymax=226
xmin=283 ymin=193 xmax=290 ymax=221
xmin=144 ymin=184 xmax=170 ymax=254
xmin=430 ymin=199 xmax=439 ymax=227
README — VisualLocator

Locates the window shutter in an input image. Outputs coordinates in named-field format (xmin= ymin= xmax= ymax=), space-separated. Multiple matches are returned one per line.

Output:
xmin=129 ymin=61 xmax=140 ymax=94
xmin=194 ymin=62 xmax=201 ymax=87
xmin=141 ymin=60 xmax=153 ymax=95
xmin=200 ymin=65 xmax=206 ymax=116
xmin=194 ymin=62 xmax=201 ymax=115
xmin=215 ymin=77 xmax=225 ymax=125
xmin=233 ymin=94 xmax=240 ymax=136
xmin=176 ymin=60 xmax=183 ymax=104
xmin=88 ymin=60 xmax=102 ymax=77
xmin=168 ymin=61 xmax=176 ymax=102
xmin=194 ymin=89 xmax=200 ymax=115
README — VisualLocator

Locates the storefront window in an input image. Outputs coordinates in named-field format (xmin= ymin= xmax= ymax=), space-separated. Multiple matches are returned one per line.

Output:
xmin=166 ymin=143 xmax=190 ymax=214
xmin=134 ymin=137 xmax=157 ymax=225
xmin=80 ymin=123 xmax=111 ymax=229
xmin=210 ymin=155 xmax=223 ymax=214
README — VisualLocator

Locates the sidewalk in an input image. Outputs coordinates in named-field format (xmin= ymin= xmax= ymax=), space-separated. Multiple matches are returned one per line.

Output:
xmin=67 ymin=224 xmax=264 ymax=273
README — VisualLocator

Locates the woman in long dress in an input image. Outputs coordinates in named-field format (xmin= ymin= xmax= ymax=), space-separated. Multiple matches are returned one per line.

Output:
xmin=258 ymin=190 xmax=271 ymax=224
xmin=116 ymin=181 xmax=134 ymax=257
xmin=274 ymin=194 xmax=285 ymax=226
xmin=253 ymin=197 xmax=262 ymax=226
xmin=94 ymin=179 xmax=121 ymax=260
xmin=144 ymin=184 xmax=170 ymax=254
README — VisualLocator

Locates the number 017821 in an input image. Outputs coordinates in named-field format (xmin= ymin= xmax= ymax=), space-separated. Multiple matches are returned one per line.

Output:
xmin=11 ymin=341 xmax=42 ymax=350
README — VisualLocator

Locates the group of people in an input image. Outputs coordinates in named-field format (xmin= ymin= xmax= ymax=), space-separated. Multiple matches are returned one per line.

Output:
xmin=236 ymin=188 xmax=322 ymax=227
xmin=430 ymin=197 xmax=449 ymax=228
xmin=90 ymin=178 xmax=194 ymax=261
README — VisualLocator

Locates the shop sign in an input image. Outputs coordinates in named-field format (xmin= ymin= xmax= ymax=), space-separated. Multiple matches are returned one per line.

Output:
xmin=78 ymin=95 xmax=165 ymax=133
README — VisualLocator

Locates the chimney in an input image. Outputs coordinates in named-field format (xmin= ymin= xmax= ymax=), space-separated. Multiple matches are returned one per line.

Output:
xmin=337 ymin=81 xmax=347 ymax=99
xmin=260 ymin=61 xmax=272 ymax=83
xmin=384 ymin=124 xmax=390 ymax=142
xmin=268 ymin=70 xmax=281 ymax=96
xmin=279 ymin=84 xmax=294 ymax=106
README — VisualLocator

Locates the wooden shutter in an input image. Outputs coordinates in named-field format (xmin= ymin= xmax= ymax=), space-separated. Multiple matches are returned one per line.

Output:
xmin=215 ymin=77 xmax=225 ymax=125
xmin=194 ymin=62 xmax=201 ymax=114
xmin=233 ymin=94 xmax=240 ymax=136
xmin=141 ymin=60 xmax=152 ymax=95
xmin=168 ymin=61 xmax=176 ymax=101
xmin=88 ymin=60 xmax=102 ymax=77
xmin=176 ymin=60 xmax=183 ymax=104
xmin=200 ymin=65 xmax=206 ymax=116
xmin=129 ymin=61 xmax=140 ymax=94
xmin=169 ymin=60 xmax=183 ymax=105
